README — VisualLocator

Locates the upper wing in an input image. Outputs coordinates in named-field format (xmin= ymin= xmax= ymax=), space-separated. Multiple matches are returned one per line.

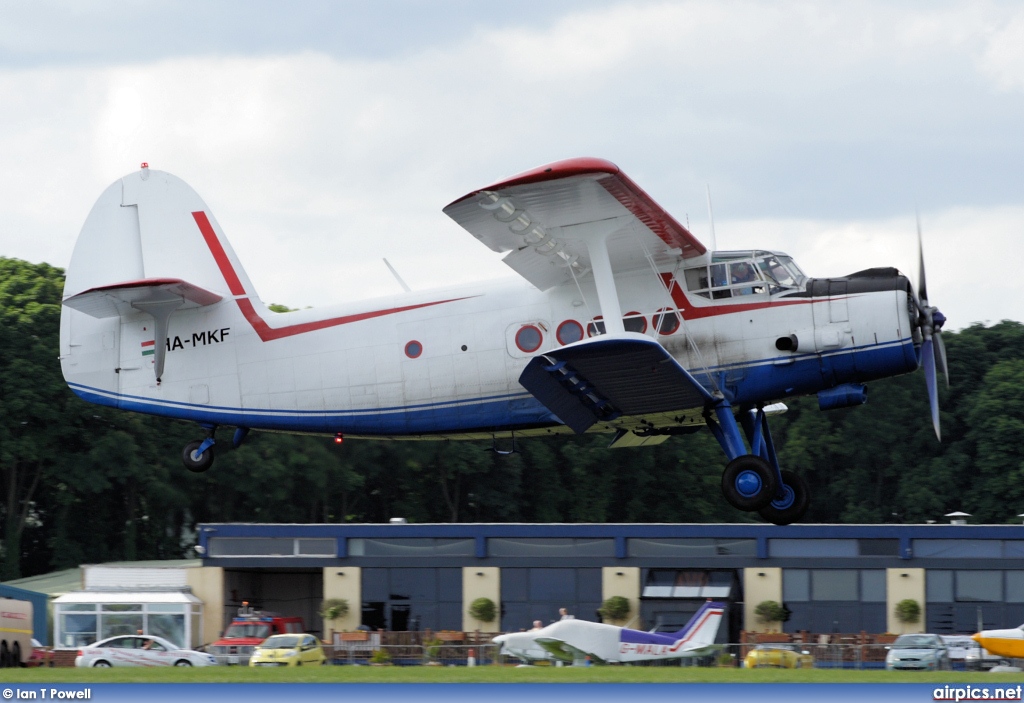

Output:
xmin=443 ymin=157 xmax=706 ymax=290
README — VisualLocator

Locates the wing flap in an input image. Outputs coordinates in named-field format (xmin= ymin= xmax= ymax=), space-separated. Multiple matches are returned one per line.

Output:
xmin=62 ymin=278 xmax=223 ymax=319
xmin=444 ymin=158 xmax=705 ymax=290
xmin=518 ymin=334 xmax=713 ymax=434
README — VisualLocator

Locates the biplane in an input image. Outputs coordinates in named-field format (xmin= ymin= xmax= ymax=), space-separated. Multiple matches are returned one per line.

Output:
xmin=59 ymin=158 xmax=946 ymax=524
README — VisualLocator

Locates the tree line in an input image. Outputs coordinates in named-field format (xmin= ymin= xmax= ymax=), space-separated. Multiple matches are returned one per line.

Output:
xmin=2 ymin=256 xmax=1022 ymax=580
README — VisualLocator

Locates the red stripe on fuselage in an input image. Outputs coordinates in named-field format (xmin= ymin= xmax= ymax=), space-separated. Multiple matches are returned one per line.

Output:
xmin=191 ymin=211 xmax=473 ymax=342
xmin=660 ymin=273 xmax=812 ymax=319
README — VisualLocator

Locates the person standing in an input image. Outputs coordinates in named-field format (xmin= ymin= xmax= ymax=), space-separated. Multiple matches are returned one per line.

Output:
xmin=559 ymin=608 xmax=574 ymax=620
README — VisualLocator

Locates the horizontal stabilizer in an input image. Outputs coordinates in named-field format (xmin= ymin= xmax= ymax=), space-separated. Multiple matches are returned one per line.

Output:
xmin=518 ymin=334 xmax=713 ymax=434
xmin=62 ymin=278 xmax=223 ymax=319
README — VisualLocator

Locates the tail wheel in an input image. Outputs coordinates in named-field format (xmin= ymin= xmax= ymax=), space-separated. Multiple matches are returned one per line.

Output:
xmin=757 ymin=470 xmax=810 ymax=525
xmin=721 ymin=455 xmax=777 ymax=511
xmin=182 ymin=441 xmax=214 ymax=473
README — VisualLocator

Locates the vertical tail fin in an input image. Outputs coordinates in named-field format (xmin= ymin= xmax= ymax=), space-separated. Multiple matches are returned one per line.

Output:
xmin=672 ymin=600 xmax=725 ymax=647
xmin=63 ymin=166 xmax=257 ymax=301
xmin=61 ymin=166 xmax=257 ymax=390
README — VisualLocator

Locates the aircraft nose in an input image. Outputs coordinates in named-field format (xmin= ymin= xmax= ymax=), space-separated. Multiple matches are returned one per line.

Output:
xmin=492 ymin=634 xmax=506 ymax=645
xmin=972 ymin=633 xmax=982 ymax=644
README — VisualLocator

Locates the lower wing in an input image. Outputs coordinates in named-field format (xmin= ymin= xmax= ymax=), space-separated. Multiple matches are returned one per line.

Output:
xmin=534 ymin=637 xmax=606 ymax=664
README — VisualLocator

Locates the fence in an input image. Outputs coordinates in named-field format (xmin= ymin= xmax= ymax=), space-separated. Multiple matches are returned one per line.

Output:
xmin=325 ymin=643 xmax=501 ymax=666
xmin=325 ymin=641 xmax=997 ymax=669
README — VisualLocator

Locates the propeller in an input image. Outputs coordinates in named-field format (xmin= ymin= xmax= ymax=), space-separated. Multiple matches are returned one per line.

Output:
xmin=914 ymin=215 xmax=948 ymax=440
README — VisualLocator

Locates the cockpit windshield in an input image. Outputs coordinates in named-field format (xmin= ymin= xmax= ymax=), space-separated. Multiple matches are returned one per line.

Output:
xmin=683 ymin=250 xmax=806 ymax=299
xmin=758 ymin=254 xmax=805 ymax=287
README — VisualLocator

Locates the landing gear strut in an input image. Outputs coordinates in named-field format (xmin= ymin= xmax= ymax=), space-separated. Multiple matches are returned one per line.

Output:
xmin=705 ymin=400 xmax=809 ymax=525
xmin=182 ymin=426 xmax=217 ymax=473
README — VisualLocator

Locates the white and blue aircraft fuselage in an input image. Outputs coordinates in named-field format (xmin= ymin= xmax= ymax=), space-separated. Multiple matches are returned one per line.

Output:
xmin=494 ymin=601 xmax=726 ymax=664
xmin=59 ymin=158 xmax=946 ymax=524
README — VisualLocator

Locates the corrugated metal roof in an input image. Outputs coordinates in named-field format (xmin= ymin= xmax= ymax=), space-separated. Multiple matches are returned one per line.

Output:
xmin=53 ymin=590 xmax=202 ymax=604
xmin=1 ymin=560 xmax=201 ymax=598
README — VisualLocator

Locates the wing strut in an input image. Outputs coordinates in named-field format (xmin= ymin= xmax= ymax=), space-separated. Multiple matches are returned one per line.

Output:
xmin=581 ymin=217 xmax=630 ymax=334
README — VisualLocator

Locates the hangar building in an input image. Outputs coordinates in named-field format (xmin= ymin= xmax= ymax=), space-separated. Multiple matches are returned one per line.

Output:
xmin=189 ymin=522 xmax=1024 ymax=643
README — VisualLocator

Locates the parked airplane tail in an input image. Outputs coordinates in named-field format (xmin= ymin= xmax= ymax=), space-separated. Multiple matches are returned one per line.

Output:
xmin=673 ymin=600 xmax=725 ymax=647
xmin=60 ymin=166 xmax=258 ymax=391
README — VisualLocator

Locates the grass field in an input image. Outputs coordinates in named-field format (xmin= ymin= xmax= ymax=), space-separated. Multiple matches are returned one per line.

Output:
xmin=2 ymin=666 xmax=1023 ymax=684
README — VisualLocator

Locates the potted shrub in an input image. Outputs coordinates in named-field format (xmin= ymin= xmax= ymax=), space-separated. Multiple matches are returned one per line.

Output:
xmin=468 ymin=597 xmax=496 ymax=624
xmin=754 ymin=600 xmax=790 ymax=631
xmin=320 ymin=598 xmax=349 ymax=635
xmin=598 ymin=596 xmax=631 ymax=623
xmin=895 ymin=599 xmax=921 ymax=631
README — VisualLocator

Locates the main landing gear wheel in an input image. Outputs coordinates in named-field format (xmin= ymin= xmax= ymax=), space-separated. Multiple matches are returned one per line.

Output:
xmin=758 ymin=470 xmax=810 ymax=526
xmin=721 ymin=455 xmax=777 ymax=511
xmin=182 ymin=440 xmax=214 ymax=473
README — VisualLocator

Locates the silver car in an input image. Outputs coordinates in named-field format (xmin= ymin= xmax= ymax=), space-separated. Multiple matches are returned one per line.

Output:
xmin=75 ymin=635 xmax=217 ymax=668
xmin=885 ymin=633 xmax=951 ymax=671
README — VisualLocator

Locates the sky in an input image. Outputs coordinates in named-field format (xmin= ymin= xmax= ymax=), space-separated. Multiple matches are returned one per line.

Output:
xmin=2 ymin=1 xmax=1023 ymax=330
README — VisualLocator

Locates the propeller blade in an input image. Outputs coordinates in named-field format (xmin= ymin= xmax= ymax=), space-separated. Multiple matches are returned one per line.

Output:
xmin=934 ymin=330 xmax=950 ymax=388
xmin=922 ymin=338 xmax=941 ymax=441
xmin=917 ymin=213 xmax=929 ymax=306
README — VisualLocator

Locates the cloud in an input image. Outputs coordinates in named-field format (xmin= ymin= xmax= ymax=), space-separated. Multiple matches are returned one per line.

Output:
xmin=978 ymin=10 xmax=1024 ymax=91
xmin=0 ymin=1 xmax=1021 ymax=327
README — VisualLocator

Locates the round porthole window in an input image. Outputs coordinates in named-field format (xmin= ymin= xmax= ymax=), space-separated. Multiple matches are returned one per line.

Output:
xmin=654 ymin=307 xmax=681 ymax=335
xmin=556 ymin=320 xmax=584 ymax=346
xmin=587 ymin=316 xmax=606 ymax=337
xmin=515 ymin=325 xmax=543 ymax=353
xmin=404 ymin=340 xmax=423 ymax=358
xmin=623 ymin=311 xmax=647 ymax=334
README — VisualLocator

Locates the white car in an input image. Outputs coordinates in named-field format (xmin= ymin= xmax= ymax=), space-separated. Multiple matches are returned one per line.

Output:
xmin=75 ymin=635 xmax=217 ymax=668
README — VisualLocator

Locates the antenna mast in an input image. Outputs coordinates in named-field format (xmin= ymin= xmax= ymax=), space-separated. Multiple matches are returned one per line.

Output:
xmin=705 ymin=185 xmax=717 ymax=252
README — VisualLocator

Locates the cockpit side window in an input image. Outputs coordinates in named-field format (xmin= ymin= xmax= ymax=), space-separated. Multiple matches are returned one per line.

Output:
xmin=684 ymin=267 xmax=711 ymax=299
xmin=685 ymin=261 xmax=768 ymax=299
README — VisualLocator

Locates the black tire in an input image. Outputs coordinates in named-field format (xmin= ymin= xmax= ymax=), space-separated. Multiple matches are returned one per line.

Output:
xmin=0 ymin=641 xmax=9 ymax=668
xmin=182 ymin=440 xmax=214 ymax=473
xmin=12 ymin=642 xmax=21 ymax=667
xmin=758 ymin=470 xmax=810 ymax=525
xmin=93 ymin=660 xmax=112 ymax=668
xmin=174 ymin=659 xmax=192 ymax=667
xmin=721 ymin=455 xmax=777 ymax=511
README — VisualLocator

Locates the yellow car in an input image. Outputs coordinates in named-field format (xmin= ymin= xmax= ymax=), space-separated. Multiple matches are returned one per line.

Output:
xmin=744 ymin=643 xmax=814 ymax=668
xmin=249 ymin=634 xmax=326 ymax=667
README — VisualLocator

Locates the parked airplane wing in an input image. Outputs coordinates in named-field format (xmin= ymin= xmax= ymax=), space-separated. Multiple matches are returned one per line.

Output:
xmin=443 ymin=157 xmax=706 ymax=291
xmin=519 ymin=333 xmax=713 ymax=434
xmin=534 ymin=637 xmax=605 ymax=664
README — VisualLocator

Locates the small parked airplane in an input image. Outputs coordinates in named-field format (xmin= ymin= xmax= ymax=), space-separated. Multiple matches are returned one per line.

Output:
xmin=59 ymin=158 xmax=946 ymax=524
xmin=972 ymin=625 xmax=1024 ymax=660
xmin=494 ymin=600 xmax=725 ymax=665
